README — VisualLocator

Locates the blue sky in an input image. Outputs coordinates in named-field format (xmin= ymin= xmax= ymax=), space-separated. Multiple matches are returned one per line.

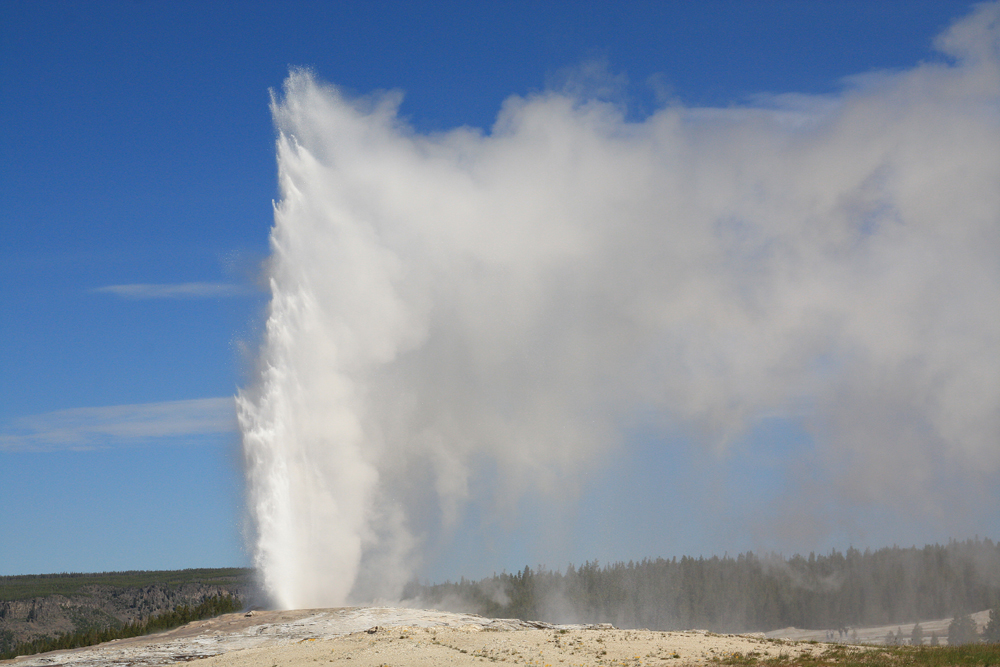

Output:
xmin=1 ymin=1 xmax=994 ymax=581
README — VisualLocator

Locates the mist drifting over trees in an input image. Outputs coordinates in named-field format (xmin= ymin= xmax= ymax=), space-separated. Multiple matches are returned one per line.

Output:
xmin=408 ymin=539 xmax=1000 ymax=633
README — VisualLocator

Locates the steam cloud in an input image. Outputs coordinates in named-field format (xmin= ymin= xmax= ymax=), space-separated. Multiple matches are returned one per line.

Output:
xmin=238 ymin=3 xmax=1000 ymax=610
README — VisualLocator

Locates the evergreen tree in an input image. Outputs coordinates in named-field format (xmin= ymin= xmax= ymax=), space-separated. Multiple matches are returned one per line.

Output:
xmin=984 ymin=607 xmax=1000 ymax=643
xmin=910 ymin=622 xmax=923 ymax=645
xmin=948 ymin=612 xmax=979 ymax=645
xmin=507 ymin=566 xmax=536 ymax=621
xmin=930 ymin=632 xmax=939 ymax=646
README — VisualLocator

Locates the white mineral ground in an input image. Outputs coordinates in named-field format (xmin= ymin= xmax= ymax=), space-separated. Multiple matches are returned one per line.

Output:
xmin=2 ymin=607 xmax=990 ymax=667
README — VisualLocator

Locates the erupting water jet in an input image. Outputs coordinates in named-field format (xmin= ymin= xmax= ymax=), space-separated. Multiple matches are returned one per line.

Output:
xmin=239 ymin=5 xmax=1000 ymax=609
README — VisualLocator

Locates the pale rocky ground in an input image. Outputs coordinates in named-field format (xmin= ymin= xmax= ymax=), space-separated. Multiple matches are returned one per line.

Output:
xmin=5 ymin=606 xmax=989 ymax=667
xmin=2 ymin=607 xmax=847 ymax=667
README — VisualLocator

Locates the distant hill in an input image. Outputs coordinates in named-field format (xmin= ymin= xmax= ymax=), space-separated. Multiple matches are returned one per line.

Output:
xmin=0 ymin=568 xmax=252 ymax=656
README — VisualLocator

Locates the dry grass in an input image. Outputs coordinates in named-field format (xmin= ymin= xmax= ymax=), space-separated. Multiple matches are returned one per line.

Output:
xmin=711 ymin=643 xmax=1000 ymax=667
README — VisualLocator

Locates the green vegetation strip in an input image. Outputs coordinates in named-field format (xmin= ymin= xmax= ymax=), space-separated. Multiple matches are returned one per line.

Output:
xmin=0 ymin=594 xmax=242 ymax=660
xmin=711 ymin=643 xmax=1000 ymax=667
xmin=0 ymin=568 xmax=251 ymax=601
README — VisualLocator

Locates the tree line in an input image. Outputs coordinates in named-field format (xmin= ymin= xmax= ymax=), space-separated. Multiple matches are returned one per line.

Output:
xmin=0 ymin=594 xmax=242 ymax=660
xmin=880 ymin=609 xmax=1000 ymax=646
xmin=406 ymin=538 xmax=1000 ymax=634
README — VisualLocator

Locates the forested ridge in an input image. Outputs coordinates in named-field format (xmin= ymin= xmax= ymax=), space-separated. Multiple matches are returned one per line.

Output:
xmin=0 ymin=594 xmax=242 ymax=660
xmin=0 ymin=569 xmax=249 ymax=658
xmin=407 ymin=538 xmax=1000 ymax=632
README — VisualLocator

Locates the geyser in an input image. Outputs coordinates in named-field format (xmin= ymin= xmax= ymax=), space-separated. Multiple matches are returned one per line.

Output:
xmin=239 ymin=3 xmax=999 ymax=611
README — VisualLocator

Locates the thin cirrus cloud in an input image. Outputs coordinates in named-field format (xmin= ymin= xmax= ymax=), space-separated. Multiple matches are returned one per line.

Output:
xmin=0 ymin=398 xmax=237 ymax=452
xmin=93 ymin=282 xmax=253 ymax=299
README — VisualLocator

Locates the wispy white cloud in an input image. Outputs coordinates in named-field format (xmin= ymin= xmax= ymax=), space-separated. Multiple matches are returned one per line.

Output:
xmin=0 ymin=398 xmax=237 ymax=452
xmin=93 ymin=282 xmax=252 ymax=299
